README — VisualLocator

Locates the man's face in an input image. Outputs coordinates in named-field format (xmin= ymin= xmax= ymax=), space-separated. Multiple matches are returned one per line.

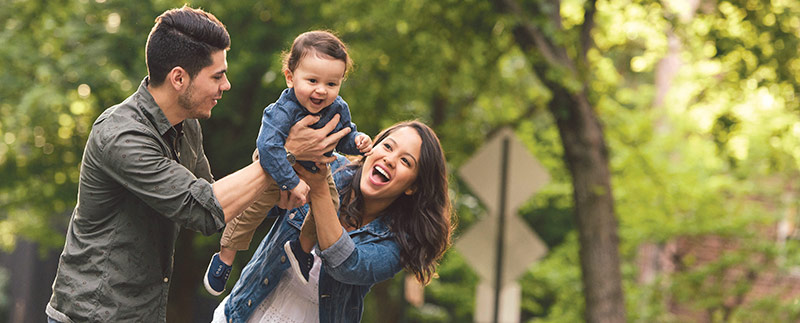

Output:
xmin=178 ymin=50 xmax=231 ymax=119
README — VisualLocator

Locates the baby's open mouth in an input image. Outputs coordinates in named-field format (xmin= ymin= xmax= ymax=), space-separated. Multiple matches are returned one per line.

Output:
xmin=311 ymin=98 xmax=323 ymax=105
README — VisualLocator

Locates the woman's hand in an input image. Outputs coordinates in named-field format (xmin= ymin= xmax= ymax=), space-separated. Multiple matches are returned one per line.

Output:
xmin=294 ymin=163 xmax=330 ymax=193
xmin=285 ymin=114 xmax=351 ymax=163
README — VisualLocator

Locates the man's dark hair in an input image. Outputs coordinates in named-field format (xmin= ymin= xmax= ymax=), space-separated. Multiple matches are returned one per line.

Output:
xmin=145 ymin=6 xmax=230 ymax=87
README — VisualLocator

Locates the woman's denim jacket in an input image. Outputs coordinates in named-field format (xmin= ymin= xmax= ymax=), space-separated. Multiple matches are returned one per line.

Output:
xmin=224 ymin=154 xmax=403 ymax=323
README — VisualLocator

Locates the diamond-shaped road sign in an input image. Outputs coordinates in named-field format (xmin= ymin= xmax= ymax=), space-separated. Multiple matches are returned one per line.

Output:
xmin=456 ymin=209 xmax=547 ymax=284
xmin=458 ymin=128 xmax=550 ymax=214
xmin=455 ymin=127 xmax=550 ymax=323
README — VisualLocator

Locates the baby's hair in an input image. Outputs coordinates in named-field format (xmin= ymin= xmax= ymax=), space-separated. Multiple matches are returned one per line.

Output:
xmin=281 ymin=30 xmax=353 ymax=78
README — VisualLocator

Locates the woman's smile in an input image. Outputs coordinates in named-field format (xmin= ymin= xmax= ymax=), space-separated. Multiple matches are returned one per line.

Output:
xmin=369 ymin=164 xmax=391 ymax=185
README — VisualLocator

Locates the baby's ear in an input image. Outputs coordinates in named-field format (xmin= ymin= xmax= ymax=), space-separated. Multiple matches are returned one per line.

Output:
xmin=284 ymin=69 xmax=294 ymax=88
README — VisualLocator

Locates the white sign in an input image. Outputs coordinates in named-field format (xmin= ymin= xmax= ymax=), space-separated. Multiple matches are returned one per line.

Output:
xmin=474 ymin=281 xmax=521 ymax=323
xmin=456 ymin=127 xmax=550 ymax=323
xmin=456 ymin=211 xmax=547 ymax=285
xmin=458 ymin=128 xmax=550 ymax=214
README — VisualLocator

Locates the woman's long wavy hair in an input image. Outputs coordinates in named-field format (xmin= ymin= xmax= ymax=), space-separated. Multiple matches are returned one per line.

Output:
xmin=337 ymin=121 xmax=454 ymax=285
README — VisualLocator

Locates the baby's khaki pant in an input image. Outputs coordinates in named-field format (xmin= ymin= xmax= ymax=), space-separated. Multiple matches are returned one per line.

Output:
xmin=220 ymin=168 xmax=340 ymax=251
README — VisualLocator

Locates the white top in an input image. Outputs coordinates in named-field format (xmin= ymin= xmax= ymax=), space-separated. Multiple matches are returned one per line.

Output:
xmin=212 ymin=251 xmax=322 ymax=323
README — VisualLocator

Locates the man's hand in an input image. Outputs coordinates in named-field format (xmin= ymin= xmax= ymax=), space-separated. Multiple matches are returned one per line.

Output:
xmin=285 ymin=114 xmax=351 ymax=163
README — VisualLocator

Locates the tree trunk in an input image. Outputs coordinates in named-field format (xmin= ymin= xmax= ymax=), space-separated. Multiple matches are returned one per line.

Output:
xmin=491 ymin=0 xmax=627 ymax=321
xmin=547 ymin=84 xmax=625 ymax=323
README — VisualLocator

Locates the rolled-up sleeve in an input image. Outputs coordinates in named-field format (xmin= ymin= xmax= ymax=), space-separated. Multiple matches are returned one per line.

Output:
xmin=98 ymin=126 xmax=225 ymax=235
xmin=188 ymin=178 xmax=226 ymax=230
xmin=317 ymin=229 xmax=402 ymax=286
xmin=317 ymin=227 xmax=355 ymax=267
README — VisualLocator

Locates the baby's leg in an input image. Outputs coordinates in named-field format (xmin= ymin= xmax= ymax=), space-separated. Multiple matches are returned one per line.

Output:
xmin=220 ymin=177 xmax=281 ymax=256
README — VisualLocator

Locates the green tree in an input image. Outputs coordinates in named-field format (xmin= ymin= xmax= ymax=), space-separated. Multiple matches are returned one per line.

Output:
xmin=0 ymin=0 xmax=156 ymax=251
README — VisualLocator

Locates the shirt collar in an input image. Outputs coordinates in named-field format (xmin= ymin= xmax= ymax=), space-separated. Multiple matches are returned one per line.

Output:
xmin=135 ymin=76 xmax=180 ymax=137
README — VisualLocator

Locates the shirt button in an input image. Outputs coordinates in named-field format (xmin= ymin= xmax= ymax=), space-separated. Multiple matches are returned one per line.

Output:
xmin=263 ymin=278 xmax=269 ymax=285
xmin=289 ymin=212 xmax=296 ymax=220
xmin=163 ymin=277 xmax=169 ymax=283
xmin=248 ymin=299 xmax=252 ymax=307
xmin=281 ymin=256 xmax=286 ymax=263
xmin=281 ymin=185 xmax=287 ymax=190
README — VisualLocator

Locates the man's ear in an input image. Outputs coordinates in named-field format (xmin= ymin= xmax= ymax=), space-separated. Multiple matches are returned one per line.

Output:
xmin=168 ymin=67 xmax=188 ymax=91
xmin=284 ymin=69 xmax=294 ymax=88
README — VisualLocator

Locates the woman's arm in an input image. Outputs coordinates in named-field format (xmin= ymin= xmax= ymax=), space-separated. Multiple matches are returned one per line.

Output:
xmin=295 ymin=164 xmax=342 ymax=250
xmin=319 ymin=233 xmax=404 ymax=286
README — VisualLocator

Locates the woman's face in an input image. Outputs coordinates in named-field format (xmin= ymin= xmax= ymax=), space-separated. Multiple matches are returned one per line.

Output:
xmin=360 ymin=126 xmax=422 ymax=205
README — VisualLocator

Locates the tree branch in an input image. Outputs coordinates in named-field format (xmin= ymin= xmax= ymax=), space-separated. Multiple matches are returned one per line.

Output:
xmin=493 ymin=0 xmax=565 ymax=68
xmin=580 ymin=0 xmax=598 ymax=63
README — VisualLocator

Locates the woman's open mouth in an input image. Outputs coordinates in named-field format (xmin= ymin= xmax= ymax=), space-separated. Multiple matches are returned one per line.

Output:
xmin=370 ymin=165 xmax=390 ymax=184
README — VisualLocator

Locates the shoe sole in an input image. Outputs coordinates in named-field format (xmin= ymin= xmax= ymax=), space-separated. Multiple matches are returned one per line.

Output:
xmin=204 ymin=254 xmax=225 ymax=296
xmin=283 ymin=240 xmax=309 ymax=285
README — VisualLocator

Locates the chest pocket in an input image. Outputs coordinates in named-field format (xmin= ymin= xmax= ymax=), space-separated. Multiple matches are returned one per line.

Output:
xmin=285 ymin=206 xmax=310 ymax=231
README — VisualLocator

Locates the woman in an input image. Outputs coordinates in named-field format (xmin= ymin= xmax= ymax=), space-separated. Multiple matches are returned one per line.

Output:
xmin=213 ymin=120 xmax=454 ymax=322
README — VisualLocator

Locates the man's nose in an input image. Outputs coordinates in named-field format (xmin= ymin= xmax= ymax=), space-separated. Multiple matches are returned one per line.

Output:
xmin=221 ymin=76 xmax=231 ymax=91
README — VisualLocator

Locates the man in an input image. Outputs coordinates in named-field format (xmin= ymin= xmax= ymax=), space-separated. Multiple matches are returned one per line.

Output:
xmin=46 ymin=6 xmax=348 ymax=322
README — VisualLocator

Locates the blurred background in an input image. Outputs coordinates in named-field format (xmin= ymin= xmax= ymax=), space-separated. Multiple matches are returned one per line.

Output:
xmin=3 ymin=0 xmax=800 ymax=322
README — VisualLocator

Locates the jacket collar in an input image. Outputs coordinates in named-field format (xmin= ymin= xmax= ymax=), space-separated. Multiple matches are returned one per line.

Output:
xmin=351 ymin=215 xmax=392 ymax=238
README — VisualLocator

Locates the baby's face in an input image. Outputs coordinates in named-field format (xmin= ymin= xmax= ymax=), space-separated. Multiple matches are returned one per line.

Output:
xmin=285 ymin=52 xmax=346 ymax=114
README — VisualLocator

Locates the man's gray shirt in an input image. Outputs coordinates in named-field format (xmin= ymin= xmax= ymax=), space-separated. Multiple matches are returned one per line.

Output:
xmin=47 ymin=77 xmax=226 ymax=322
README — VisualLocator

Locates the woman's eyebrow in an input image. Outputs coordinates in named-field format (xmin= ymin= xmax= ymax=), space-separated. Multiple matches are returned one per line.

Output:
xmin=388 ymin=138 xmax=419 ymax=165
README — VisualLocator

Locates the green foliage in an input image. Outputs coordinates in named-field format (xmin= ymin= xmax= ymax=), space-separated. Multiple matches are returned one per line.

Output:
xmin=521 ymin=233 xmax=584 ymax=323
xmin=0 ymin=0 xmax=162 ymax=251
xmin=0 ymin=267 xmax=8 ymax=320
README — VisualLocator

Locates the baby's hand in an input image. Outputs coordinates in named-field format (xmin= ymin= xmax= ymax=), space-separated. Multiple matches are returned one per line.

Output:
xmin=355 ymin=133 xmax=373 ymax=155
xmin=289 ymin=179 xmax=310 ymax=206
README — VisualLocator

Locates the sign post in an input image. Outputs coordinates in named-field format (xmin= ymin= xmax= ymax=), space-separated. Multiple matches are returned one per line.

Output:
xmin=456 ymin=128 xmax=550 ymax=323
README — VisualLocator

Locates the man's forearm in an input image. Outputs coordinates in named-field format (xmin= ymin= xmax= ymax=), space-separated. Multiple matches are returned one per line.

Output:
xmin=212 ymin=161 xmax=270 ymax=223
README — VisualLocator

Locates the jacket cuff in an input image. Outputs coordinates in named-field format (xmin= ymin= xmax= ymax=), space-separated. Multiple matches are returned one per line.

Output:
xmin=316 ymin=227 xmax=354 ymax=268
